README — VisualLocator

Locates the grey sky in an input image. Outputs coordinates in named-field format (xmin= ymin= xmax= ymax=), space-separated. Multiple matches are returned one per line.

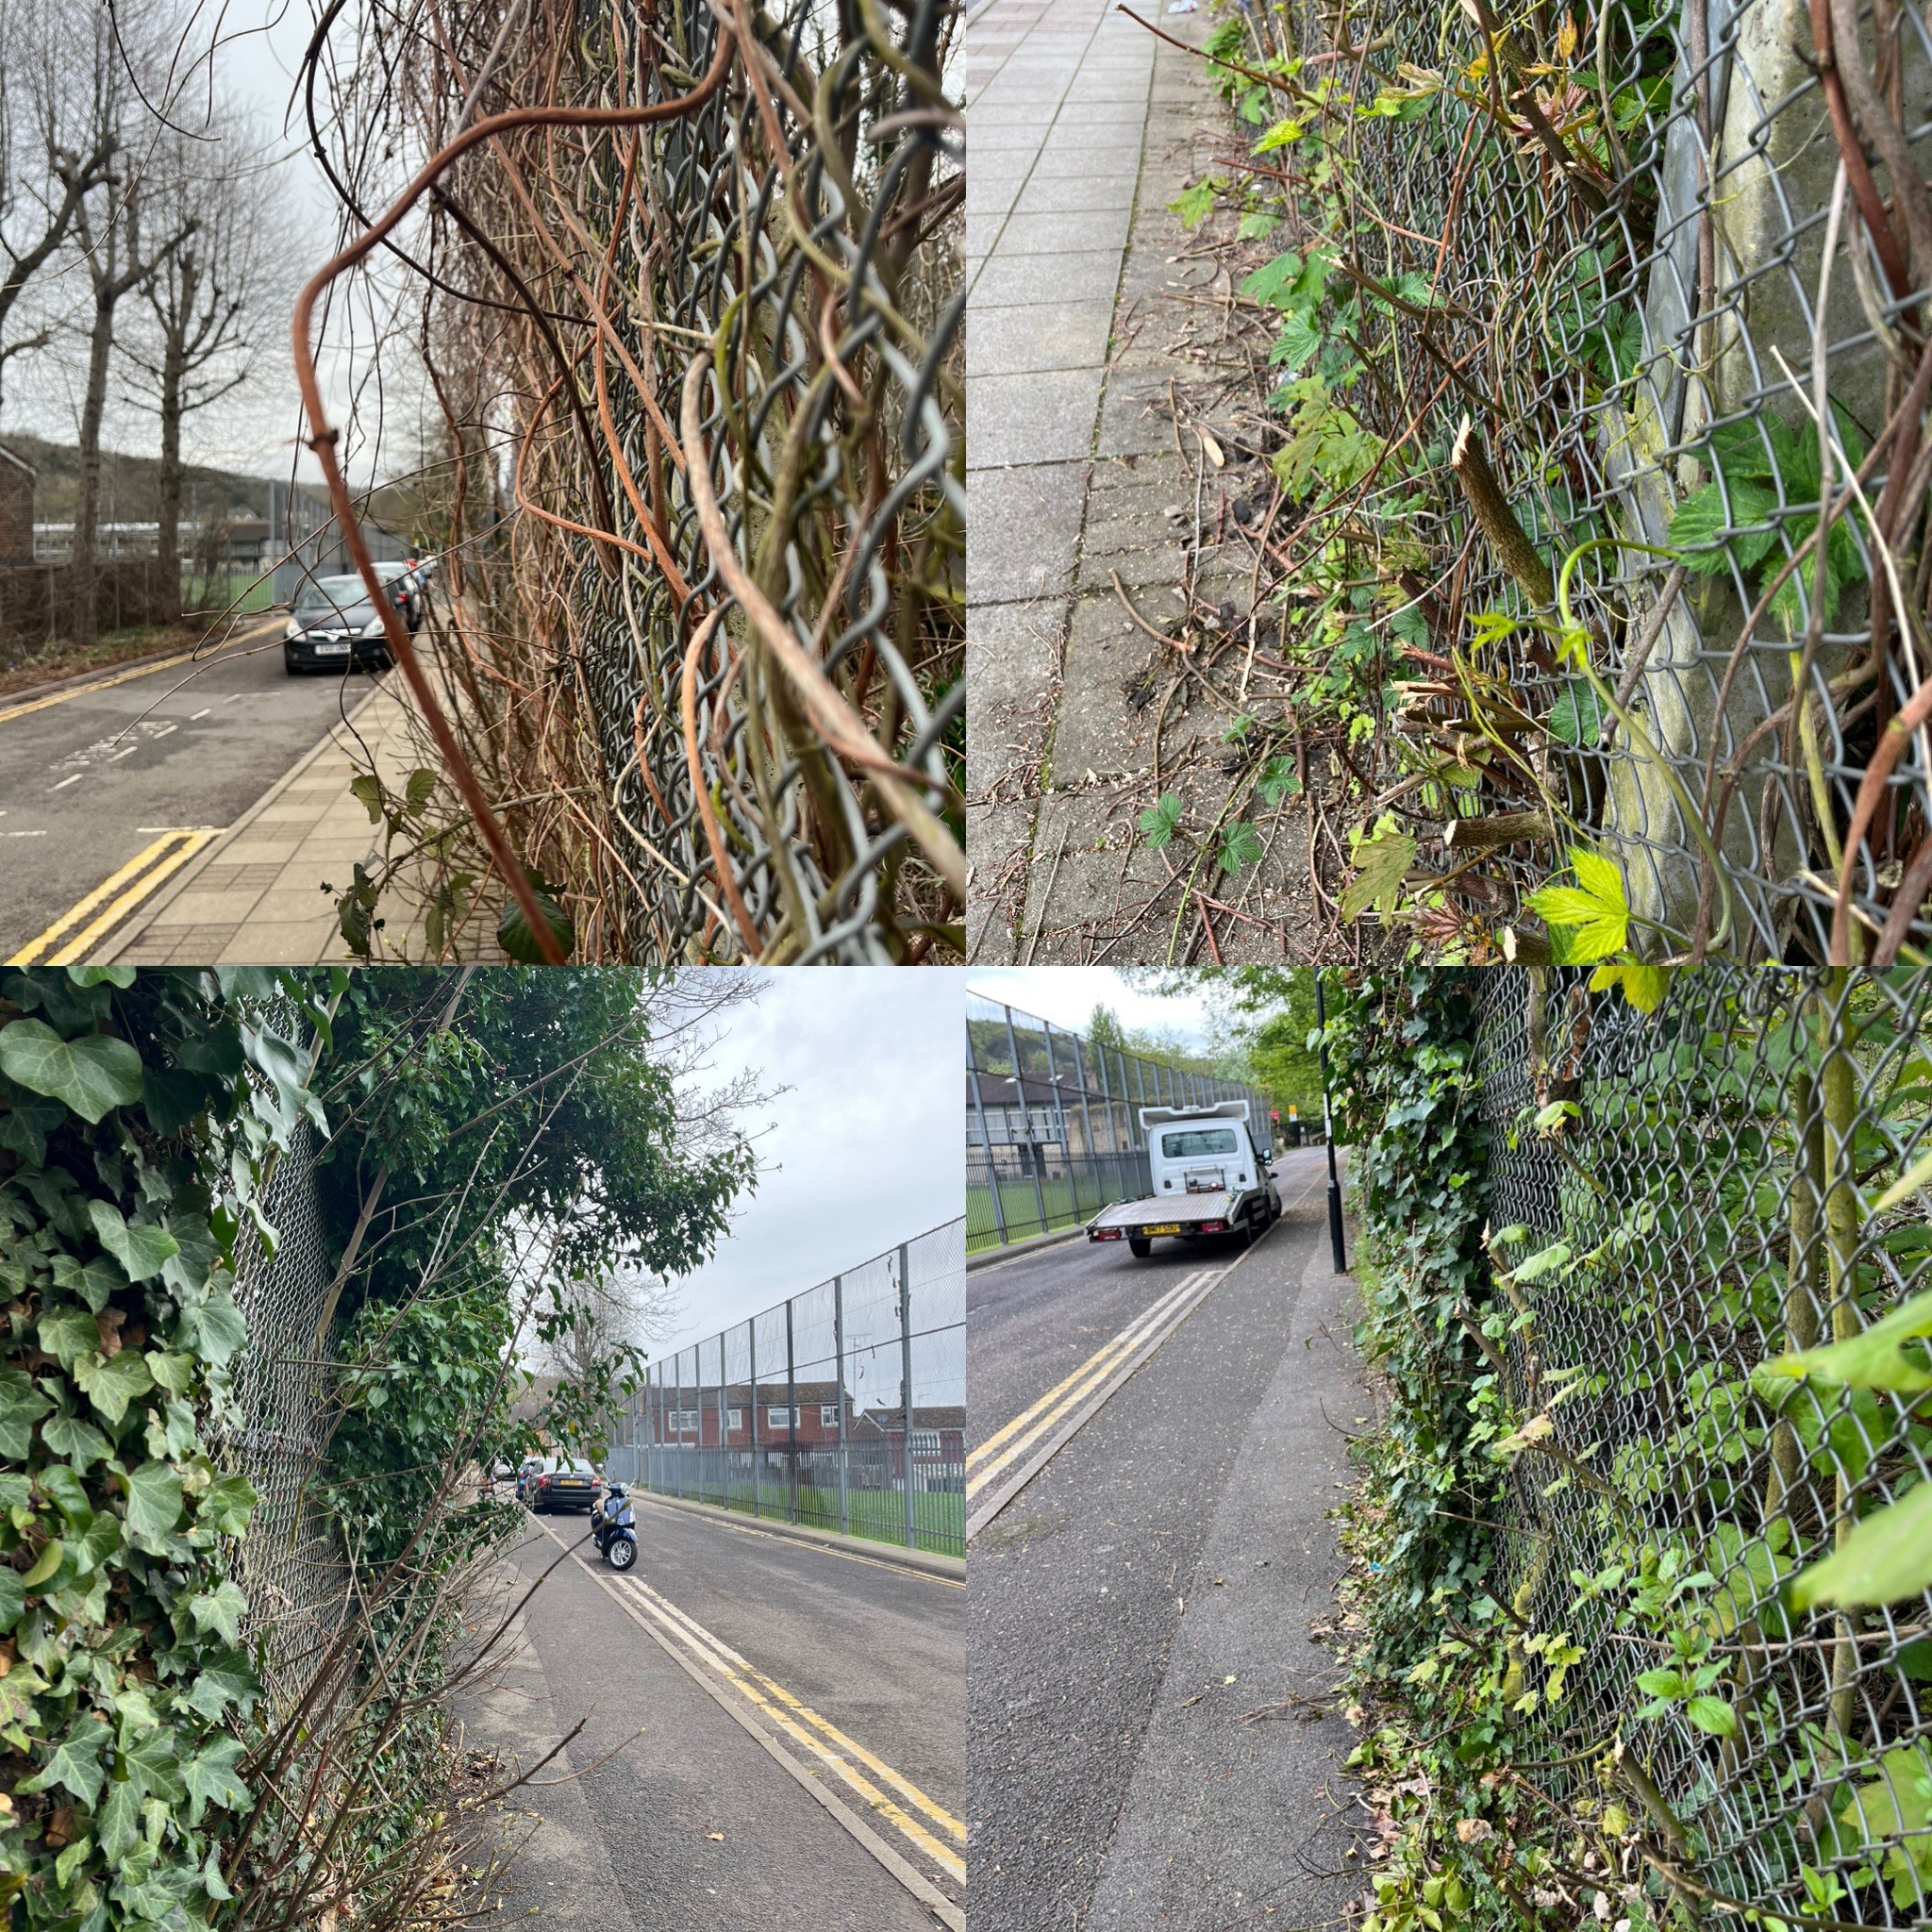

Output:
xmin=966 ymin=968 xmax=1217 ymax=1052
xmin=653 ymin=971 xmax=962 ymax=1358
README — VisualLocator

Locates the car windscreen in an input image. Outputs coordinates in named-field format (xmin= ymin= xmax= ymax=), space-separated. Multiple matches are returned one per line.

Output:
xmin=1160 ymin=1128 xmax=1239 ymax=1157
xmin=295 ymin=576 xmax=369 ymax=612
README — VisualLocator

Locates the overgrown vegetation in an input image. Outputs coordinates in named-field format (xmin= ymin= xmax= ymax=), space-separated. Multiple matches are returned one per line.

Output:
xmin=1331 ymin=967 xmax=1932 ymax=1932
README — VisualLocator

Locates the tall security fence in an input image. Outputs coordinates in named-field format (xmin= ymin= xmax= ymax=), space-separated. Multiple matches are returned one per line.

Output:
xmin=608 ymin=1220 xmax=966 ymax=1558
xmin=1224 ymin=0 xmax=1931 ymax=964
xmin=966 ymin=993 xmax=1279 ymax=1249
xmin=1467 ymin=968 xmax=1932 ymax=1926
xmin=306 ymin=0 xmax=962 ymax=964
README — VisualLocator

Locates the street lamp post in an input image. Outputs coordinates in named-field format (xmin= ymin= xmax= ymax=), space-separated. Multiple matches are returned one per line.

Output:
xmin=1314 ymin=974 xmax=1347 ymax=1274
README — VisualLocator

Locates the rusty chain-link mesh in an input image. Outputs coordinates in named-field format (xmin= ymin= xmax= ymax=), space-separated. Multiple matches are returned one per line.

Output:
xmin=1470 ymin=967 xmax=1932 ymax=1924
xmin=1222 ymin=0 xmax=1929 ymax=965
xmin=336 ymin=0 xmax=962 ymax=964
xmin=608 ymin=1219 xmax=965 ymax=1556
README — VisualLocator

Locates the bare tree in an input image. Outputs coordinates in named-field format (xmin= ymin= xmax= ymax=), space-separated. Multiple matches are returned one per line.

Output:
xmin=0 ymin=0 xmax=120 ymax=423
xmin=125 ymin=124 xmax=275 ymax=621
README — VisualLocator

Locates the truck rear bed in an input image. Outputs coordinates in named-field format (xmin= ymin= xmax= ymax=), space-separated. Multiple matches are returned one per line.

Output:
xmin=1088 ymin=1191 xmax=1240 ymax=1240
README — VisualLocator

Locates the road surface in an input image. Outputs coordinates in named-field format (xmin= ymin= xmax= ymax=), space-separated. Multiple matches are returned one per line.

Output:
xmin=967 ymin=1148 xmax=1371 ymax=1932
xmin=0 ymin=624 xmax=386 ymax=958
xmin=461 ymin=1491 xmax=964 ymax=1932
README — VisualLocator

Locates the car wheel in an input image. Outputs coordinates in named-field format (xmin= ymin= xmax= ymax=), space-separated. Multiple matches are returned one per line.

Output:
xmin=1128 ymin=1237 xmax=1152 ymax=1258
xmin=608 ymin=1538 xmax=637 ymax=1571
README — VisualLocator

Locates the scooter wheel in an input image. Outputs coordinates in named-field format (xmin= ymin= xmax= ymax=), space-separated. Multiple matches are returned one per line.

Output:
xmin=608 ymin=1538 xmax=637 ymax=1571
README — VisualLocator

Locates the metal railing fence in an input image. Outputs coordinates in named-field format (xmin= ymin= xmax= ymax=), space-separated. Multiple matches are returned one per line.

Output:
xmin=608 ymin=1220 xmax=966 ymax=1558
xmin=1468 ymin=967 xmax=1932 ymax=1927
xmin=1239 ymin=0 xmax=1932 ymax=962
xmin=966 ymin=991 xmax=1278 ymax=1247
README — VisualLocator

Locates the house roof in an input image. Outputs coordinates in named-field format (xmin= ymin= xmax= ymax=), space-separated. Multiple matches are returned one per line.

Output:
xmin=0 ymin=441 xmax=36 ymax=480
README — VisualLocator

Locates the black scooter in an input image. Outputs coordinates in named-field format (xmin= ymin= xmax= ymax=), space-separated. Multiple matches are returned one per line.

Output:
xmin=591 ymin=1484 xmax=637 ymax=1571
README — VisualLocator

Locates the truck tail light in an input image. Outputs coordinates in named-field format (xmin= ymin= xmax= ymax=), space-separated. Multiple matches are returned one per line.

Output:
xmin=1094 ymin=1227 xmax=1122 ymax=1241
xmin=1202 ymin=1221 xmax=1227 ymax=1233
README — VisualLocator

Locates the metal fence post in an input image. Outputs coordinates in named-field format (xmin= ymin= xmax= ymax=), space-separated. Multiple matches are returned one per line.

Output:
xmin=898 ymin=1241 xmax=916 ymax=1552
xmin=716 ymin=1332 xmax=727 ymax=1507
xmin=968 ymin=1020 xmax=1010 ymax=1246
xmin=749 ymin=1321 xmax=761 ymax=1522
xmin=1005 ymin=1005 xmax=1049 ymax=1237
xmin=785 ymin=1297 xmax=799 ymax=1524
xmin=834 ymin=1274 xmax=850 ymax=1538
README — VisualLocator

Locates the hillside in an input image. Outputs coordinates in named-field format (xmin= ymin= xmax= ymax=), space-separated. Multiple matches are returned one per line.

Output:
xmin=0 ymin=433 xmax=333 ymax=525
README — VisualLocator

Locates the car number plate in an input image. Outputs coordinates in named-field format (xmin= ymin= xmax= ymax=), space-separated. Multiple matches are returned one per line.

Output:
xmin=312 ymin=640 xmax=351 ymax=656
xmin=1143 ymin=1223 xmax=1183 ymax=1236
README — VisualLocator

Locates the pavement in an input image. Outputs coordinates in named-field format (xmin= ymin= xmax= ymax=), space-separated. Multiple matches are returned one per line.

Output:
xmin=462 ymin=1492 xmax=964 ymax=1932
xmin=966 ymin=1147 xmax=1373 ymax=1930
xmin=966 ymin=0 xmax=1316 ymax=964
xmin=0 ymin=617 xmax=396 ymax=961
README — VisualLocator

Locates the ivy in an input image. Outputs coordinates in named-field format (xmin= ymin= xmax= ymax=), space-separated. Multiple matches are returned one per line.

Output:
xmin=0 ymin=966 xmax=329 ymax=1930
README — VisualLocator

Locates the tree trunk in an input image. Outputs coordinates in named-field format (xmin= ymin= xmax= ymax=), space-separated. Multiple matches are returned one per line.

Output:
xmin=73 ymin=281 xmax=118 ymax=648
xmin=155 ymin=320 xmax=187 ymax=625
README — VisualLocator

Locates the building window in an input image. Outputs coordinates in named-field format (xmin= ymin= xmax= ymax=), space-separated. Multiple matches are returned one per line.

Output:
xmin=666 ymin=1408 xmax=700 ymax=1435
xmin=821 ymin=1404 xmax=841 ymax=1429
xmin=768 ymin=1407 xmax=794 ymax=1429
xmin=725 ymin=1407 xmax=743 ymax=1431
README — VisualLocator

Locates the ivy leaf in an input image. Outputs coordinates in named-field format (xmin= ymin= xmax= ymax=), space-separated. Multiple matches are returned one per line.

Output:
xmin=141 ymin=1065 xmax=214 ymax=1138
xmin=0 ymin=1020 xmax=143 ymax=1124
xmin=19 ymin=1717 xmax=107 ymax=1808
xmin=0 ymin=1567 xmax=22 ymax=1634
xmin=182 ymin=1653 xmax=258 ymax=1724
xmin=68 ymin=1513 xmax=121 ymax=1577
xmin=183 ymin=1287 xmax=246 ymax=1368
xmin=38 ymin=1304 xmax=100 ymax=1371
xmin=123 ymin=1461 xmax=185 ymax=1548
xmin=198 ymin=1474 xmax=258 ymax=1537
xmin=186 ymin=1577 xmax=248 ymax=1646
xmin=19 ymin=1538 xmax=60 ymax=1589
xmin=41 ymin=1411 xmax=112 ymax=1473
xmin=1790 ymin=1479 xmax=1932 ymax=1611
xmin=39 ymin=1463 xmax=92 ymax=1527
xmin=96 ymin=1775 xmax=142 ymax=1867
xmin=183 ymin=1734 xmax=250 ymax=1824
xmin=48 ymin=1252 xmax=123 ymax=1314
xmin=0 ymin=1090 xmax=66 ymax=1166
xmin=497 ymin=870 xmax=575 ymax=966
xmin=89 ymin=1200 xmax=179 ymax=1283
xmin=123 ymin=1727 xmax=186 ymax=1805
xmin=75 ymin=1347 xmax=154 ymax=1425
xmin=0 ymin=1366 xmax=53 ymax=1460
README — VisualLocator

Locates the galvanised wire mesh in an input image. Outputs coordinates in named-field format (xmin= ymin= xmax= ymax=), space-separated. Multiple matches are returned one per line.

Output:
xmin=609 ymin=1218 xmax=966 ymax=1556
xmin=1469 ymin=966 xmax=1932 ymax=1924
xmin=219 ymin=1122 xmax=349 ymax=1707
xmin=342 ymin=0 xmax=963 ymax=964
xmin=966 ymin=991 xmax=1279 ymax=1247
xmin=1226 ymin=0 xmax=1930 ymax=965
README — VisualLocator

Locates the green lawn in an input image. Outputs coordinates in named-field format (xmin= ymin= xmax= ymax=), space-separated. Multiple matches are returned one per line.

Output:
xmin=650 ymin=1476 xmax=962 ymax=1557
xmin=184 ymin=574 xmax=275 ymax=617
xmin=968 ymin=1176 xmax=1123 ymax=1252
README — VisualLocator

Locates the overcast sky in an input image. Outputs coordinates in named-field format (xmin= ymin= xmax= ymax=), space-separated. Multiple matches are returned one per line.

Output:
xmin=965 ymin=969 xmax=1217 ymax=1052
xmin=651 ymin=971 xmax=962 ymax=1359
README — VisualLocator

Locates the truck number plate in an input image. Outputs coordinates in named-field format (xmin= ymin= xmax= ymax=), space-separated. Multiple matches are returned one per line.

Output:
xmin=1143 ymin=1224 xmax=1183 ymax=1236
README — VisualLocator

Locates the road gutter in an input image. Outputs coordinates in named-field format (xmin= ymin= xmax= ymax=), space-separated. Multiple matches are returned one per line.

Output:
xmin=530 ymin=1516 xmax=964 ymax=1932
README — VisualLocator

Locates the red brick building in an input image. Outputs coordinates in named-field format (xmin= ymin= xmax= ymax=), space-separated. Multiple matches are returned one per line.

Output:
xmin=0 ymin=443 xmax=34 ymax=565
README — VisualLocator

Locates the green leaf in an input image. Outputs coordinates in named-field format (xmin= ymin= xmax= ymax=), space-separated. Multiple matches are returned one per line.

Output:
xmin=1140 ymin=794 xmax=1186 ymax=852
xmin=0 ymin=1090 xmax=66 ymax=1165
xmin=123 ymin=1461 xmax=185 ymax=1548
xmin=1757 ymin=1285 xmax=1932 ymax=1395
xmin=1791 ymin=1479 xmax=1932 ymax=1610
xmin=0 ymin=1567 xmax=22 ymax=1634
xmin=182 ymin=1654 xmax=258 ymax=1724
xmin=1670 ymin=479 xmax=1777 ymax=574
xmin=184 ymin=1287 xmax=247 ymax=1368
xmin=65 ymin=966 xmax=134 ymax=988
xmin=0 ymin=1366 xmax=53 ymax=1459
xmin=68 ymin=1514 xmax=121 ymax=1577
xmin=186 ymin=1577 xmax=248 ymax=1646
xmin=20 ymin=1537 xmax=61 ymax=1589
xmin=75 ymin=1347 xmax=154 ymax=1425
xmin=1545 ymin=681 xmax=1605 ymax=748
xmin=39 ymin=1462 xmax=92 ymax=1527
xmin=0 ymin=1019 xmax=143 ymax=1124
xmin=350 ymin=771 xmax=387 ymax=825
xmin=1257 ymin=757 xmax=1302 ymax=808
xmin=1685 ymin=1695 xmax=1739 ymax=1737
xmin=198 ymin=1474 xmax=258 ymax=1537
xmin=1219 ymin=821 xmax=1266 ymax=874
xmin=1340 ymin=820 xmax=1418 ymax=920
xmin=20 ymin=1718 xmax=107 ymax=1808
xmin=1271 ymin=309 xmax=1323 ymax=377
xmin=1527 ymin=847 xmax=1629 ymax=963
xmin=1170 ymin=180 xmax=1220 ymax=229
xmin=89 ymin=1200 xmax=179 ymax=1283
xmin=1635 ymin=1668 xmax=1686 ymax=1698
xmin=141 ymin=1064 xmax=213 ymax=1137
xmin=182 ymin=1734 xmax=250 ymax=1824
xmin=49 ymin=1252 xmax=123 ymax=1314
xmin=1589 ymin=958 xmax=1672 ymax=1014
xmin=38 ymin=1304 xmax=100 ymax=1371
xmin=497 ymin=870 xmax=575 ymax=965
xmin=405 ymin=767 xmax=439 ymax=813
xmin=1242 ymin=251 xmax=1304 ymax=308
xmin=41 ymin=1411 xmax=112 ymax=1472
xmin=123 ymin=1726 xmax=185 ymax=1805
xmin=96 ymin=1775 xmax=142 ymax=1866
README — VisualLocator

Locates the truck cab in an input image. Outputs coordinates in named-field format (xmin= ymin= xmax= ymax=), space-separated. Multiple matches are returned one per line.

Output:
xmin=1087 ymin=1101 xmax=1282 ymax=1257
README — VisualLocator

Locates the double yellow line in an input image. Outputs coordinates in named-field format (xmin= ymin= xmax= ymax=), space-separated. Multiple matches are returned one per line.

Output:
xmin=8 ymin=828 xmax=220 ymax=966
xmin=967 ymin=1266 xmax=1224 ymax=1505
xmin=627 ymin=1573 xmax=966 ymax=1883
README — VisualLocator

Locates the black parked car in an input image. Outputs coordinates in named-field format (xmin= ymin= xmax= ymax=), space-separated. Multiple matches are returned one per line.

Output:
xmin=524 ymin=1457 xmax=604 ymax=1514
xmin=283 ymin=574 xmax=393 ymax=674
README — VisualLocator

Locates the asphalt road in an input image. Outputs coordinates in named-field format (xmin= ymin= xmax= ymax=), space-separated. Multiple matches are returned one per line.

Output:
xmin=0 ymin=624 xmax=384 ymax=955
xmin=462 ymin=1498 xmax=963 ymax=1932
xmin=967 ymin=1152 xmax=1371 ymax=1932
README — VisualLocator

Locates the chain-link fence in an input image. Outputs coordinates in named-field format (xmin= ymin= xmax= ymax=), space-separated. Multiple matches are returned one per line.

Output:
xmin=607 ymin=1219 xmax=966 ymax=1557
xmin=1235 ymin=0 xmax=1930 ymax=964
xmin=1469 ymin=967 xmax=1932 ymax=1925
xmin=967 ymin=992 xmax=1281 ymax=1248
xmin=322 ymin=0 xmax=963 ymax=964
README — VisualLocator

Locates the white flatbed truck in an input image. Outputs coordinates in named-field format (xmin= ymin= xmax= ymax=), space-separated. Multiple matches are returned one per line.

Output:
xmin=1087 ymin=1101 xmax=1282 ymax=1257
